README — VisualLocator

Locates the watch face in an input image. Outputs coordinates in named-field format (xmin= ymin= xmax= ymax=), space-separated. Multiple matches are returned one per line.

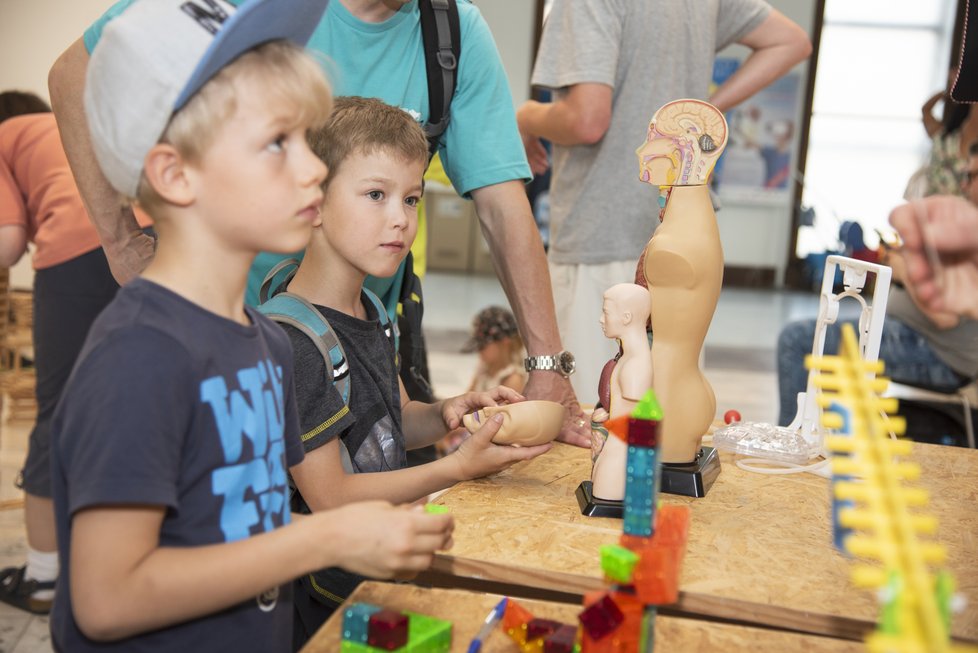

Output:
xmin=557 ymin=351 xmax=576 ymax=375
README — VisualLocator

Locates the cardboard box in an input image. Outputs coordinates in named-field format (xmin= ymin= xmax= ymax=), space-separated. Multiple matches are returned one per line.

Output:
xmin=426 ymin=188 xmax=474 ymax=272
xmin=470 ymin=225 xmax=496 ymax=276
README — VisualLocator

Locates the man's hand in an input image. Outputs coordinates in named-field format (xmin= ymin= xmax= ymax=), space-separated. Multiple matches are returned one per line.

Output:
xmin=890 ymin=196 xmax=978 ymax=319
xmin=523 ymin=371 xmax=589 ymax=447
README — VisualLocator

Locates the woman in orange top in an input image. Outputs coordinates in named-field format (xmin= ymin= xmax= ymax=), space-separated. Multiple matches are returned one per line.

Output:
xmin=0 ymin=91 xmax=151 ymax=614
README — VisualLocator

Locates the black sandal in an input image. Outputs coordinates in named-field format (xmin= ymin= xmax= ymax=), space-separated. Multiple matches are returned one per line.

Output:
xmin=0 ymin=565 xmax=55 ymax=615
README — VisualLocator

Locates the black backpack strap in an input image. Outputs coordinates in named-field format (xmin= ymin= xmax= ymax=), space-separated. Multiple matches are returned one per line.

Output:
xmin=397 ymin=252 xmax=434 ymax=402
xmin=418 ymin=0 xmax=460 ymax=159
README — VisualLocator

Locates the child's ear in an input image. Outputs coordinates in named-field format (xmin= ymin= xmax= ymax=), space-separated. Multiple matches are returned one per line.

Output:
xmin=142 ymin=143 xmax=194 ymax=206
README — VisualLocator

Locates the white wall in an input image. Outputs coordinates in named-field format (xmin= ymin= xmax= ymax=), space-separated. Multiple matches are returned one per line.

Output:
xmin=715 ymin=0 xmax=816 ymax=284
xmin=1 ymin=0 xmax=112 ymax=289
xmin=476 ymin=0 xmax=536 ymax=106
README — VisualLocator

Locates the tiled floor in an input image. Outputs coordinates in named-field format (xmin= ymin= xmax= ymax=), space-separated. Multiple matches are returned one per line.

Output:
xmin=0 ymin=271 xmax=819 ymax=652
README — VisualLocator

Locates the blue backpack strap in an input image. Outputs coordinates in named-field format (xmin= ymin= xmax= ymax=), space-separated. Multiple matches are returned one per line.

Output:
xmin=257 ymin=292 xmax=351 ymax=405
xmin=258 ymin=257 xmax=301 ymax=305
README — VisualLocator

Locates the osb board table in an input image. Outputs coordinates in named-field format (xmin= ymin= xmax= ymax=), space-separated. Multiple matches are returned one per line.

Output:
xmin=427 ymin=441 xmax=978 ymax=642
xmin=303 ymin=581 xmax=861 ymax=653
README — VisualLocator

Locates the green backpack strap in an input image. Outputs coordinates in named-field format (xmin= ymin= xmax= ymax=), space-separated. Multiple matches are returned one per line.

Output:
xmin=257 ymin=292 xmax=351 ymax=406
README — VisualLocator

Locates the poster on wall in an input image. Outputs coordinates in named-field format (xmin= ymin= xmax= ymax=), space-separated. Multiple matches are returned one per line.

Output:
xmin=711 ymin=57 xmax=802 ymax=202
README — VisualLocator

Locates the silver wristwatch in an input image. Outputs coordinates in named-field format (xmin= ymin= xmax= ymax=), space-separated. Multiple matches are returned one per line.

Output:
xmin=524 ymin=350 xmax=576 ymax=377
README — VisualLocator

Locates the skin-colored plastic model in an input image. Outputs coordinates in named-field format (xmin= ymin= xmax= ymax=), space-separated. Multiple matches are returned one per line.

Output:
xmin=462 ymin=400 xmax=564 ymax=447
xmin=636 ymin=99 xmax=728 ymax=464
xmin=590 ymin=284 xmax=653 ymax=500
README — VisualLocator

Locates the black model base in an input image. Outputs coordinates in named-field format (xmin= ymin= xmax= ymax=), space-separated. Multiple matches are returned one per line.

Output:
xmin=575 ymin=481 xmax=624 ymax=518
xmin=575 ymin=446 xmax=721 ymax=516
xmin=660 ymin=446 xmax=721 ymax=498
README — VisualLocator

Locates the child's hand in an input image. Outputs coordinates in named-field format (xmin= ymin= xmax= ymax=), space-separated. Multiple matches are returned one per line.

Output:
xmin=441 ymin=386 xmax=525 ymax=430
xmin=328 ymin=501 xmax=453 ymax=580
xmin=451 ymin=413 xmax=552 ymax=481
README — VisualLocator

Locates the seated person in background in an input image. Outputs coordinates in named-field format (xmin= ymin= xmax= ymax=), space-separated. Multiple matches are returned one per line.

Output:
xmin=779 ymin=140 xmax=978 ymax=428
xmin=279 ymin=97 xmax=553 ymax=645
xmin=49 ymin=3 xmax=454 ymax=651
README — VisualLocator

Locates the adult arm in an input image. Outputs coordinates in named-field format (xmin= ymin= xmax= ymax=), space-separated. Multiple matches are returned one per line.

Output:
xmin=708 ymin=9 xmax=812 ymax=112
xmin=471 ymin=180 xmax=589 ymax=447
xmin=48 ymin=38 xmax=155 ymax=284
xmin=0 ymin=225 xmax=27 ymax=267
xmin=516 ymin=84 xmax=613 ymax=175
xmin=70 ymin=502 xmax=453 ymax=641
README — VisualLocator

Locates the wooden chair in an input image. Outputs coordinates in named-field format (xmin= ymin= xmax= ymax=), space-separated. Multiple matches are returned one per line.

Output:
xmin=0 ymin=278 xmax=37 ymax=425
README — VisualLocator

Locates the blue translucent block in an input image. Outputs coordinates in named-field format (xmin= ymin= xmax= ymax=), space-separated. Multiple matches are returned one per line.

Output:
xmin=343 ymin=602 xmax=382 ymax=644
xmin=624 ymin=446 xmax=659 ymax=537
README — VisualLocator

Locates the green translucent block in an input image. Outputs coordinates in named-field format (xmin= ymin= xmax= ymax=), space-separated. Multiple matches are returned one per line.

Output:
xmin=600 ymin=544 xmax=640 ymax=584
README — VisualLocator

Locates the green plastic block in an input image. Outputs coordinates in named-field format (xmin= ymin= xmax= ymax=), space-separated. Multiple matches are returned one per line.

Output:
xmin=424 ymin=503 xmax=449 ymax=514
xmin=402 ymin=611 xmax=452 ymax=652
xmin=935 ymin=570 xmax=954 ymax=634
xmin=600 ymin=544 xmax=639 ymax=584
xmin=340 ymin=641 xmax=377 ymax=653
xmin=632 ymin=390 xmax=663 ymax=421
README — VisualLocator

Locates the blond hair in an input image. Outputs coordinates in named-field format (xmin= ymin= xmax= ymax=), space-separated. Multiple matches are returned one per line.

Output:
xmin=135 ymin=41 xmax=333 ymax=211
xmin=308 ymin=96 xmax=429 ymax=192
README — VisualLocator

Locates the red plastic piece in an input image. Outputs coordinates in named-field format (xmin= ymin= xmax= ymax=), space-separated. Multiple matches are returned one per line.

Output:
xmin=527 ymin=618 xmax=562 ymax=641
xmin=544 ymin=624 xmax=578 ymax=653
xmin=367 ymin=609 xmax=409 ymax=650
xmin=626 ymin=416 xmax=660 ymax=447
xmin=577 ymin=593 xmax=624 ymax=640
xmin=723 ymin=409 xmax=741 ymax=424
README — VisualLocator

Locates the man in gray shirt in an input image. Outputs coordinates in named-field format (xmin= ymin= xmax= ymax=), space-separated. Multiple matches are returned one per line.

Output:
xmin=518 ymin=0 xmax=811 ymax=400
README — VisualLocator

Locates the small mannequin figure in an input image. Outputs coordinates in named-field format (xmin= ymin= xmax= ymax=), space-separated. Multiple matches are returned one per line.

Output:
xmin=590 ymin=283 xmax=653 ymax=500
xmin=462 ymin=400 xmax=564 ymax=447
xmin=636 ymin=99 xmax=728 ymax=464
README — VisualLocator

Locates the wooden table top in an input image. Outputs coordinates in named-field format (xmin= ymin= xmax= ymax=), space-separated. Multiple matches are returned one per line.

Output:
xmin=302 ymin=581 xmax=863 ymax=653
xmin=428 ymin=441 xmax=978 ymax=641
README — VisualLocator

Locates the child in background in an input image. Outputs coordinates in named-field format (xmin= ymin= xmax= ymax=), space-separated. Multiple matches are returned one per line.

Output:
xmin=438 ymin=305 xmax=529 ymax=454
xmin=278 ymin=96 xmax=552 ymax=644
xmin=49 ymin=2 xmax=452 ymax=651
xmin=464 ymin=305 xmax=528 ymax=393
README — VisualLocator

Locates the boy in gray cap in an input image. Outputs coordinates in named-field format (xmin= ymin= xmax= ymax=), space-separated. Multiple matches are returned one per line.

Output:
xmin=49 ymin=1 xmax=453 ymax=650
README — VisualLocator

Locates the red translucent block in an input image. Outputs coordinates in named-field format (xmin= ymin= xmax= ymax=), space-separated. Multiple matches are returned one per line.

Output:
xmin=528 ymin=618 xmax=563 ymax=640
xmin=578 ymin=592 xmax=624 ymax=641
xmin=367 ymin=609 xmax=409 ymax=650
xmin=544 ymin=624 xmax=579 ymax=653
xmin=625 ymin=417 xmax=660 ymax=448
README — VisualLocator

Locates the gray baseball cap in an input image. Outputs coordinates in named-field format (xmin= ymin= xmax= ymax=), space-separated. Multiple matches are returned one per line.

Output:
xmin=85 ymin=0 xmax=330 ymax=198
